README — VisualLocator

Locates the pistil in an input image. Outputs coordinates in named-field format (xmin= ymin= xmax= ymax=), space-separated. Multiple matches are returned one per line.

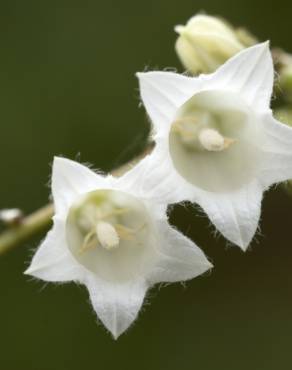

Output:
xmin=172 ymin=117 xmax=235 ymax=152
xmin=96 ymin=221 xmax=120 ymax=250
xmin=198 ymin=128 xmax=235 ymax=151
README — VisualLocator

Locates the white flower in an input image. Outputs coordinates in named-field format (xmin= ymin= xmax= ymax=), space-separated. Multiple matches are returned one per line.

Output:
xmin=136 ymin=42 xmax=292 ymax=250
xmin=175 ymin=14 xmax=246 ymax=74
xmin=25 ymin=157 xmax=212 ymax=338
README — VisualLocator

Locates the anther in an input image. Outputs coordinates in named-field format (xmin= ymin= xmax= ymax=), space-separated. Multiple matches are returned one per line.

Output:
xmin=198 ymin=128 xmax=235 ymax=151
xmin=96 ymin=221 xmax=120 ymax=250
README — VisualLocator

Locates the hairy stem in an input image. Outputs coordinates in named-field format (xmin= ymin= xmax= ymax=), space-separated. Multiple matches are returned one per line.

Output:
xmin=0 ymin=145 xmax=153 ymax=256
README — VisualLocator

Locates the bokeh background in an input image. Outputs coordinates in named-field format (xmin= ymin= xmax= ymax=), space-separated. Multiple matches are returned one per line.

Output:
xmin=0 ymin=1 xmax=291 ymax=369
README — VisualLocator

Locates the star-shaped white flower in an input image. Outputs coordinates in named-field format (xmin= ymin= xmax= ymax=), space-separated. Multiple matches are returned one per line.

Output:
xmin=25 ymin=157 xmax=212 ymax=339
xmin=136 ymin=42 xmax=292 ymax=250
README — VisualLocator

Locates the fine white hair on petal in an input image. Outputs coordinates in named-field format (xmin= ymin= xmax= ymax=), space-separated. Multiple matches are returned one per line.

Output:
xmin=207 ymin=41 xmax=273 ymax=112
xmin=52 ymin=157 xmax=109 ymax=217
xmin=26 ymin=155 xmax=212 ymax=338
xmin=85 ymin=275 xmax=147 ymax=339
xmin=115 ymin=144 xmax=195 ymax=206
xmin=148 ymin=220 xmax=213 ymax=284
xmin=259 ymin=114 xmax=292 ymax=186
xmin=85 ymin=219 xmax=212 ymax=338
xmin=136 ymin=71 xmax=205 ymax=136
xmin=24 ymin=218 xmax=84 ymax=282
xmin=134 ymin=42 xmax=278 ymax=251
xmin=137 ymin=42 xmax=273 ymax=140
xmin=196 ymin=180 xmax=264 ymax=251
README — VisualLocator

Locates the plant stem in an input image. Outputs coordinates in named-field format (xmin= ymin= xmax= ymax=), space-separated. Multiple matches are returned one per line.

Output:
xmin=0 ymin=144 xmax=153 ymax=256
xmin=0 ymin=204 xmax=54 ymax=255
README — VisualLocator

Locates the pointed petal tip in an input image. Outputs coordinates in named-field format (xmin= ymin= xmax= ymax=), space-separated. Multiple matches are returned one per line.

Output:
xmin=100 ymin=312 xmax=135 ymax=340
xmin=23 ymin=267 xmax=32 ymax=276
xmin=53 ymin=155 xmax=63 ymax=163
xmin=110 ymin=327 xmax=126 ymax=340
xmin=237 ymin=230 xmax=255 ymax=252
xmin=206 ymin=260 xmax=214 ymax=270
xmin=53 ymin=156 xmax=93 ymax=171
xmin=87 ymin=277 xmax=146 ymax=341
xmin=247 ymin=40 xmax=271 ymax=56
xmin=53 ymin=155 xmax=72 ymax=168
xmin=229 ymin=236 xmax=251 ymax=252
xmin=112 ymin=332 xmax=119 ymax=341
xmin=226 ymin=41 xmax=271 ymax=66
xmin=23 ymin=264 xmax=42 ymax=278
xmin=257 ymin=40 xmax=270 ymax=52
xmin=238 ymin=241 xmax=249 ymax=252
xmin=174 ymin=25 xmax=184 ymax=34
xmin=23 ymin=265 xmax=42 ymax=280
xmin=200 ymin=260 xmax=214 ymax=275
xmin=136 ymin=71 xmax=152 ymax=82
xmin=136 ymin=70 xmax=170 ymax=81
xmin=226 ymin=40 xmax=271 ymax=64
xmin=52 ymin=156 xmax=71 ymax=175
xmin=136 ymin=72 xmax=150 ymax=85
xmin=24 ymin=260 xmax=42 ymax=276
xmin=53 ymin=155 xmax=63 ymax=161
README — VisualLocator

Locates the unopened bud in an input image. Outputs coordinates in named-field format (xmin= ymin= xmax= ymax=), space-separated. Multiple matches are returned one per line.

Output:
xmin=235 ymin=27 xmax=258 ymax=48
xmin=175 ymin=15 xmax=256 ymax=75
xmin=0 ymin=208 xmax=23 ymax=226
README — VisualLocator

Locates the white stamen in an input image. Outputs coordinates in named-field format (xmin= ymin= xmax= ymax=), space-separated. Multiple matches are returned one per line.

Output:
xmin=96 ymin=221 xmax=120 ymax=250
xmin=198 ymin=128 xmax=234 ymax=151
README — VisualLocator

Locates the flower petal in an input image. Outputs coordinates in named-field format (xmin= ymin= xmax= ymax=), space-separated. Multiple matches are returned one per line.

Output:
xmin=208 ymin=42 xmax=273 ymax=111
xmin=25 ymin=218 xmax=83 ymax=282
xmin=197 ymin=181 xmax=263 ymax=250
xmin=52 ymin=157 xmax=108 ymax=216
xmin=116 ymin=144 xmax=194 ymax=205
xmin=136 ymin=71 xmax=204 ymax=136
xmin=148 ymin=221 xmax=212 ymax=284
xmin=85 ymin=275 xmax=147 ymax=339
xmin=259 ymin=114 xmax=292 ymax=186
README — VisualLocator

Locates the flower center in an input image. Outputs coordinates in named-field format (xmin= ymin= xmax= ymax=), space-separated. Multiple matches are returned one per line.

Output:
xmin=65 ymin=189 xmax=155 ymax=281
xmin=96 ymin=221 xmax=120 ymax=250
xmin=169 ymin=90 xmax=262 ymax=192
xmin=77 ymin=206 xmax=133 ymax=254
xmin=172 ymin=116 xmax=235 ymax=152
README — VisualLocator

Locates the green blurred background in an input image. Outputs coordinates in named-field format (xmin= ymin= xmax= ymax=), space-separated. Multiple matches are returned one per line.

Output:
xmin=0 ymin=0 xmax=292 ymax=369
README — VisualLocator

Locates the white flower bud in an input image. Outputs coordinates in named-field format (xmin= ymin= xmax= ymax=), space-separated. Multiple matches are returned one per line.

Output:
xmin=175 ymin=15 xmax=248 ymax=74
xmin=0 ymin=208 xmax=23 ymax=225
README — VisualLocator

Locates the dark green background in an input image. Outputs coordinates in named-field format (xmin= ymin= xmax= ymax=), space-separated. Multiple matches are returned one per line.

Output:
xmin=0 ymin=1 xmax=291 ymax=369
